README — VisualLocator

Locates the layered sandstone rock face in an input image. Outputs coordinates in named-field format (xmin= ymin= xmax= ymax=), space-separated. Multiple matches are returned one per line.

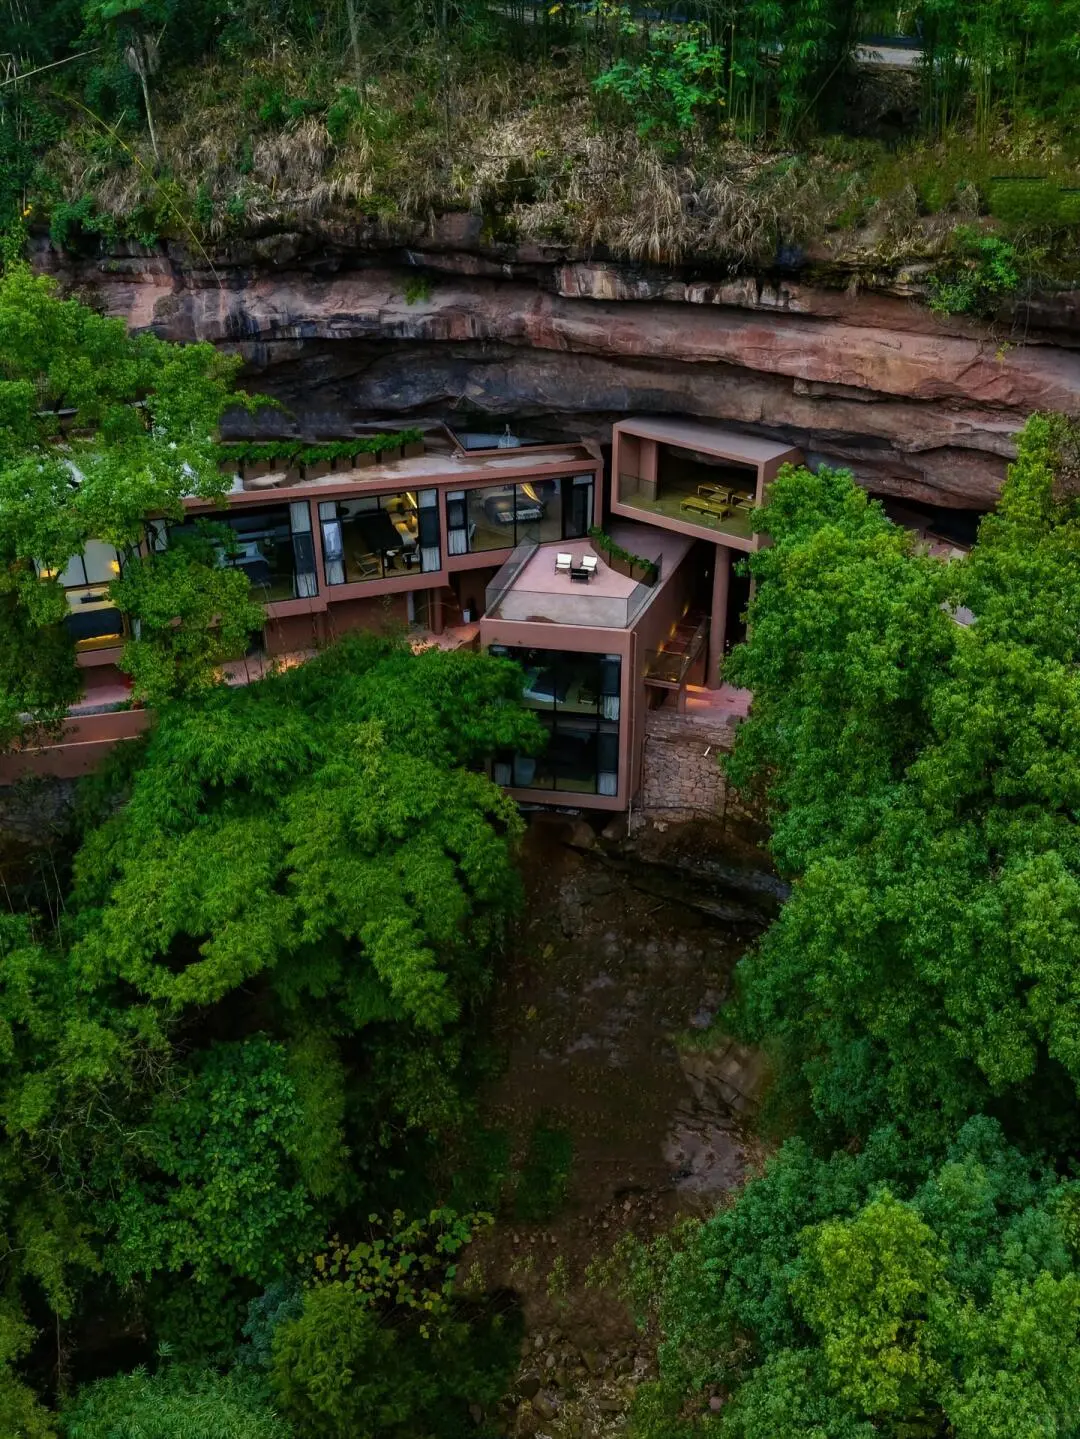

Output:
xmin=39 ymin=225 xmax=1080 ymax=508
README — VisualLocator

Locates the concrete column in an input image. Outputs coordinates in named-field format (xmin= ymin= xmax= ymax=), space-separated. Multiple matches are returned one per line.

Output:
xmin=639 ymin=439 xmax=659 ymax=502
xmin=707 ymin=543 xmax=731 ymax=688
xmin=431 ymin=588 xmax=444 ymax=636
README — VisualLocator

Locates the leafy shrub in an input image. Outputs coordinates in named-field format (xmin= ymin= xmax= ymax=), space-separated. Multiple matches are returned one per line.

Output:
xmin=49 ymin=195 xmax=118 ymax=251
xmin=514 ymin=1120 xmax=573 ymax=1222
xmin=215 ymin=431 xmax=423 ymax=468
xmin=325 ymin=86 xmax=364 ymax=144
xmin=404 ymin=274 xmax=434 ymax=304
xmin=62 ymin=1364 xmax=292 ymax=1439
xmin=987 ymin=178 xmax=1080 ymax=229
xmin=928 ymin=226 xmax=1022 ymax=316
xmin=594 ymin=19 xmax=727 ymax=145
xmin=270 ymin=1280 xmax=521 ymax=1439
xmin=588 ymin=526 xmax=659 ymax=580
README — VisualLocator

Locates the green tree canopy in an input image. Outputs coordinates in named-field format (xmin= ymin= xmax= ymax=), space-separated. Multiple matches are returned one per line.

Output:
xmin=61 ymin=1364 xmax=293 ymax=1438
xmin=0 ymin=261 xmax=254 ymax=742
xmin=0 ymin=635 xmax=539 ymax=1402
xmin=724 ymin=416 xmax=1080 ymax=1146
xmin=635 ymin=1117 xmax=1080 ymax=1439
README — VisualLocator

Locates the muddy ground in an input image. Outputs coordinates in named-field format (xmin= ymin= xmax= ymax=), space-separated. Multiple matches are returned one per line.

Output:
xmin=469 ymin=813 xmax=772 ymax=1438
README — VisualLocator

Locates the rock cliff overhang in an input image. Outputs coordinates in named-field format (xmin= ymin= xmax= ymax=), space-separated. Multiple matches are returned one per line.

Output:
xmin=41 ymin=233 xmax=1080 ymax=509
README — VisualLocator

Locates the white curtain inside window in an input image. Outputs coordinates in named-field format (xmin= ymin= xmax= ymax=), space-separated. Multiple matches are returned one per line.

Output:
xmin=418 ymin=489 xmax=441 ymax=572
xmin=317 ymin=501 xmax=345 ymax=586
xmin=290 ymin=502 xmax=318 ymax=598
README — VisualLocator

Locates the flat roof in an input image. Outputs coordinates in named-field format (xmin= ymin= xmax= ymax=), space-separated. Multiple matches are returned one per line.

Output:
xmin=486 ymin=520 xmax=692 ymax=630
xmin=614 ymin=416 xmax=800 ymax=465
xmin=207 ymin=439 xmax=598 ymax=506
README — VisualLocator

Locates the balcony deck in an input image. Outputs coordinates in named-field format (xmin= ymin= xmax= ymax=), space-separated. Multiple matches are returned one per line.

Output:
xmin=619 ymin=473 xmax=757 ymax=544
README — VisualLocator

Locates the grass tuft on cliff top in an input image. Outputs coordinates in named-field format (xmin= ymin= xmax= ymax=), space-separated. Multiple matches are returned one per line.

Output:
xmin=10 ymin=2 xmax=1080 ymax=297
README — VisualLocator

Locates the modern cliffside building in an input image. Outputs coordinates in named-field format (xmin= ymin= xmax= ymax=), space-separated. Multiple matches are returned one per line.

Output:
xmin=3 ymin=417 xmax=803 ymax=807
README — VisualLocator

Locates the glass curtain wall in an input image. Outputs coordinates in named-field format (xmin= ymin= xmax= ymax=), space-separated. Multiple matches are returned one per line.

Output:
xmin=44 ymin=540 xmax=125 ymax=650
xmin=318 ymin=489 xmax=441 ymax=584
xmin=490 ymin=646 xmax=620 ymax=796
xmin=446 ymin=475 xmax=593 ymax=555
xmin=169 ymin=505 xmax=315 ymax=602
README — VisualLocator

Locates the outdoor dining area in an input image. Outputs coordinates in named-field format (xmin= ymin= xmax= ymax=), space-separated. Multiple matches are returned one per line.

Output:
xmin=679 ymin=482 xmax=757 ymax=524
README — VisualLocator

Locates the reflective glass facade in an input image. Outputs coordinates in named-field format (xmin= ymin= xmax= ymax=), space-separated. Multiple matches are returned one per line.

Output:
xmin=319 ymin=489 xmax=441 ymax=584
xmin=489 ymin=646 xmax=620 ymax=796
xmin=49 ymin=541 xmax=126 ymax=650
xmin=446 ymin=475 xmax=594 ymax=555
xmin=170 ymin=504 xmax=316 ymax=602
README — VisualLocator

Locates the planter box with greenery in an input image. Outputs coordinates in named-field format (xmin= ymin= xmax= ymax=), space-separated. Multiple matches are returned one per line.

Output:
xmin=214 ymin=428 xmax=425 ymax=482
xmin=588 ymin=527 xmax=659 ymax=586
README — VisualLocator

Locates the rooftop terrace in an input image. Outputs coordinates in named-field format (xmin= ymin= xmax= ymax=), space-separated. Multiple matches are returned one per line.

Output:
xmin=216 ymin=430 xmax=598 ymax=505
xmin=485 ymin=521 xmax=691 ymax=630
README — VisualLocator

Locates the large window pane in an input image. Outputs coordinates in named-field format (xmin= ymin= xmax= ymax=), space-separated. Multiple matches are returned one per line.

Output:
xmin=468 ymin=485 xmax=519 ymax=551
xmin=219 ymin=506 xmax=297 ymax=601
xmin=566 ymin=476 xmax=594 ymax=538
xmin=55 ymin=540 xmax=122 ymax=588
xmin=289 ymin=502 xmax=317 ymax=598
xmin=417 ymin=489 xmax=441 ymax=572
xmin=171 ymin=506 xmax=299 ymax=601
xmin=324 ymin=491 xmax=437 ymax=584
xmin=490 ymin=645 xmax=621 ymax=797
xmin=518 ymin=480 xmax=563 ymax=544
xmin=463 ymin=478 xmax=589 ymax=551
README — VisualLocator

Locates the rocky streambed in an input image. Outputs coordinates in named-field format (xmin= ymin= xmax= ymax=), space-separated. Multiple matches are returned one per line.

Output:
xmin=468 ymin=813 xmax=774 ymax=1437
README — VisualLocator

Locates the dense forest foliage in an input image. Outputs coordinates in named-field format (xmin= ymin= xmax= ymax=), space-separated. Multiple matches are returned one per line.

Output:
xmin=4 ymin=247 xmax=1080 ymax=1433
xmin=2 ymin=0 xmax=1080 ymax=285
xmin=3 ymin=6 xmax=1080 ymax=1424
xmin=0 ymin=265 xmax=547 ymax=1432
xmin=0 ymin=257 xmax=264 ymax=736
xmin=0 ymin=631 xmax=541 ymax=1436
xmin=623 ymin=418 xmax=1080 ymax=1437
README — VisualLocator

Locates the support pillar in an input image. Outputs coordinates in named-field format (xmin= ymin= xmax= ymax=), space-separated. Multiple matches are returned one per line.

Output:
xmin=706 ymin=543 xmax=730 ymax=689
xmin=431 ymin=589 xmax=444 ymax=636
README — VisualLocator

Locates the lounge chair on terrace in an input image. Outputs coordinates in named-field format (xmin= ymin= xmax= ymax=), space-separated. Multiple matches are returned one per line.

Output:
xmin=555 ymin=552 xmax=573 ymax=575
xmin=579 ymin=555 xmax=598 ymax=577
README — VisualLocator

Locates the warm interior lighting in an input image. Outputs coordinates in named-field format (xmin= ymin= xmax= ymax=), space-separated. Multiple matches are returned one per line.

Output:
xmin=39 ymin=566 xmax=57 ymax=580
xmin=521 ymin=482 xmax=539 ymax=502
xmin=109 ymin=560 xmax=121 ymax=574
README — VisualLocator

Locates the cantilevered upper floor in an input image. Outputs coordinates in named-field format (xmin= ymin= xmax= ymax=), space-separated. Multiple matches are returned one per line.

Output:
xmin=482 ymin=521 xmax=692 ymax=631
xmin=611 ymin=417 xmax=802 ymax=552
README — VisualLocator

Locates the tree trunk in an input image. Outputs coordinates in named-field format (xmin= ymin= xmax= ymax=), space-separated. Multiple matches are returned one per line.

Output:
xmin=344 ymin=0 xmax=364 ymax=95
